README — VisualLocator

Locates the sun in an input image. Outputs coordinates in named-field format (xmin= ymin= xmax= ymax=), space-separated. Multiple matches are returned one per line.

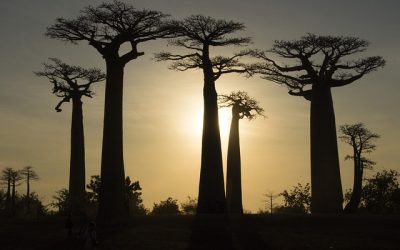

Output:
xmin=186 ymin=108 xmax=232 ymax=140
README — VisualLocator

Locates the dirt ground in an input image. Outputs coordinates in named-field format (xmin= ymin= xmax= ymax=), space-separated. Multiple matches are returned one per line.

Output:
xmin=1 ymin=214 xmax=399 ymax=250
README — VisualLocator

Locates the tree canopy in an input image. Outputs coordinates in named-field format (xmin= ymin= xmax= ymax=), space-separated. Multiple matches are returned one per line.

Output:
xmin=35 ymin=58 xmax=105 ymax=112
xmin=252 ymin=34 xmax=385 ymax=100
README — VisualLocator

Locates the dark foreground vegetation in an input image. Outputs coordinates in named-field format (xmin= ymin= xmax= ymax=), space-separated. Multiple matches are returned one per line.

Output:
xmin=1 ymin=214 xmax=399 ymax=250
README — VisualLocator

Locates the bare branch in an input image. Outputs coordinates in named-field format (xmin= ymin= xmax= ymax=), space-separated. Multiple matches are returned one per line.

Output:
xmin=218 ymin=91 xmax=265 ymax=120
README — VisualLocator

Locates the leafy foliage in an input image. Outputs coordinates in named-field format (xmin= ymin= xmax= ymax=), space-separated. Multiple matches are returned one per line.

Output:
xmin=51 ymin=188 xmax=70 ymax=215
xmin=276 ymin=183 xmax=311 ymax=214
xmin=86 ymin=175 xmax=147 ymax=215
xmin=180 ymin=196 xmax=197 ymax=215
xmin=361 ymin=170 xmax=400 ymax=214
xmin=152 ymin=197 xmax=181 ymax=215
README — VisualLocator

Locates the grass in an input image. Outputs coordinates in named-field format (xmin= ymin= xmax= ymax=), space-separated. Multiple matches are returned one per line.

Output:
xmin=1 ymin=214 xmax=399 ymax=249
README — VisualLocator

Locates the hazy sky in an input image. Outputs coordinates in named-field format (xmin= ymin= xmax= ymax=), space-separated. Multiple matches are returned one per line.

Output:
xmin=0 ymin=0 xmax=399 ymax=212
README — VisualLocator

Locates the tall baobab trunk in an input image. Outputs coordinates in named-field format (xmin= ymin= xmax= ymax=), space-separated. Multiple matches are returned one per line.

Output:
xmin=69 ymin=97 xmax=86 ymax=216
xmin=98 ymin=60 xmax=128 ymax=221
xmin=197 ymin=47 xmax=226 ymax=213
xmin=310 ymin=83 xmax=343 ymax=213
xmin=11 ymin=178 xmax=16 ymax=216
xmin=5 ymin=175 xmax=11 ymax=214
xmin=344 ymin=154 xmax=363 ymax=213
xmin=226 ymin=106 xmax=243 ymax=213
xmin=26 ymin=171 xmax=30 ymax=212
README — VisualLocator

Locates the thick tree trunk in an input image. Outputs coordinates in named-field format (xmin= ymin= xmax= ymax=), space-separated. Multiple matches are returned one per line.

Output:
xmin=226 ymin=108 xmax=243 ymax=214
xmin=6 ymin=176 xmax=11 ymax=214
xmin=344 ymin=155 xmax=362 ymax=213
xmin=69 ymin=97 xmax=86 ymax=216
xmin=11 ymin=180 xmax=16 ymax=216
xmin=26 ymin=174 xmax=30 ymax=212
xmin=197 ymin=47 xmax=226 ymax=213
xmin=98 ymin=60 xmax=128 ymax=222
xmin=310 ymin=83 xmax=343 ymax=213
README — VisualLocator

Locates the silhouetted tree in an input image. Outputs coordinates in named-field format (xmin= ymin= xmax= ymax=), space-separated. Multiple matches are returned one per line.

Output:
xmin=180 ymin=196 xmax=198 ymax=215
xmin=86 ymin=175 xmax=147 ymax=215
xmin=51 ymin=188 xmax=70 ymax=215
xmin=339 ymin=123 xmax=380 ymax=213
xmin=0 ymin=167 xmax=13 ymax=214
xmin=19 ymin=166 xmax=39 ymax=212
xmin=252 ymin=34 xmax=385 ymax=213
xmin=0 ymin=189 xmax=5 ymax=213
xmin=36 ymin=58 xmax=105 ymax=217
xmin=156 ymin=15 xmax=253 ymax=213
xmin=46 ymin=1 xmax=173 ymax=222
xmin=219 ymin=91 xmax=264 ymax=213
xmin=10 ymin=169 xmax=22 ymax=216
xmin=361 ymin=170 xmax=400 ymax=214
xmin=276 ymin=183 xmax=311 ymax=214
xmin=86 ymin=175 xmax=101 ymax=204
xmin=152 ymin=197 xmax=181 ymax=215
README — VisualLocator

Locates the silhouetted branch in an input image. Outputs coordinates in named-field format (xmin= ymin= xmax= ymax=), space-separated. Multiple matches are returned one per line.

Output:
xmin=252 ymin=34 xmax=385 ymax=92
xmin=219 ymin=91 xmax=265 ymax=120
xmin=35 ymin=58 xmax=105 ymax=112
xmin=46 ymin=1 xmax=173 ymax=63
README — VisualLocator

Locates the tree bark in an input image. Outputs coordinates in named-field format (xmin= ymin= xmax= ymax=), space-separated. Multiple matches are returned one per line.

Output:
xmin=197 ymin=46 xmax=226 ymax=213
xmin=310 ymin=83 xmax=343 ymax=213
xmin=11 ymin=178 xmax=16 ymax=216
xmin=69 ymin=97 xmax=86 ymax=216
xmin=226 ymin=107 xmax=243 ymax=214
xmin=98 ymin=60 xmax=128 ymax=222
xmin=5 ymin=175 xmax=11 ymax=214
xmin=26 ymin=172 xmax=30 ymax=212
xmin=344 ymin=154 xmax=363 ymax=213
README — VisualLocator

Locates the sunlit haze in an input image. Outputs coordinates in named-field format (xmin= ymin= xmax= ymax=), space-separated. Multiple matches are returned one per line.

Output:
xmin=0 ymin=0 xmax=399 ymax=212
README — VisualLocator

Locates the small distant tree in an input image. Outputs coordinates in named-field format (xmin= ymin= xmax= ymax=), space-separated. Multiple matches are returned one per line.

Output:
xmin=361 ymin=170 xmax=400 ymax=214
xmin=0 ymin=168 xmax=13 ymax=214
xmin=19 ymin=166 xmax=39 ymax=212
xmin=219 ymin=91 xmax=264 ymax=213
xmin=156 ymin=15 xmax=254 ymax=213
xmin=339 ymin=123 xmax=380 ymax=213
xmin=276 ymin=183 xmax=311 ymax=214
xmin=152 ymin=197 xmax=181 ymax=215
xmin=263 ymin=191 xmax=279 ymax=214
xmin=10 ymin=169 xmax=22 ymax=216
xmin=125 ymin=177 xmax=148 ymax=215
xmin=0 ymin=189 xmax=6 ymax=212
xmin=180 ymin=196 xmax=198 ymax=215
xmin=51 ymin=188 xmax=69 ymax=215
xmin=252 ymin=34 xmax=385 ymax=213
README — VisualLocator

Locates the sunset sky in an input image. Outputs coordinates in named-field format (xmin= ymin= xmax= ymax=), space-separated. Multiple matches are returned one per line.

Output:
xmin=0 ymin=0 xmax=399 ymax=212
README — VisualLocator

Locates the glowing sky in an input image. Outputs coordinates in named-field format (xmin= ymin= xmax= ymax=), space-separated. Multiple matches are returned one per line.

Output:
xmin=0 ymin=0 xmax=399 ymax=212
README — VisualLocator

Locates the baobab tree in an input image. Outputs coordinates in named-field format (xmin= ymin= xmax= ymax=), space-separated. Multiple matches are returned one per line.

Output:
xmin=339 ymin=123 xmax=380 ymax=213
xmin=0 ymin=167 xmax=13 ymax=214
xmin=10 ymin=169 xmax=22 ymax=216
xmin=155 ymin=15 xmax=253 ymax=213
xmin=252 ymin=34 xmax=385 ymax=213
xmin=20 ymin=166 xmax=39 ymax=212
xmin=45 ymin=1 xmax=173 ymax=221
xmin=218 ymin=91 xmax=264 ymax=213
xmin=36 ymin=58 xmax=105 ymax=216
